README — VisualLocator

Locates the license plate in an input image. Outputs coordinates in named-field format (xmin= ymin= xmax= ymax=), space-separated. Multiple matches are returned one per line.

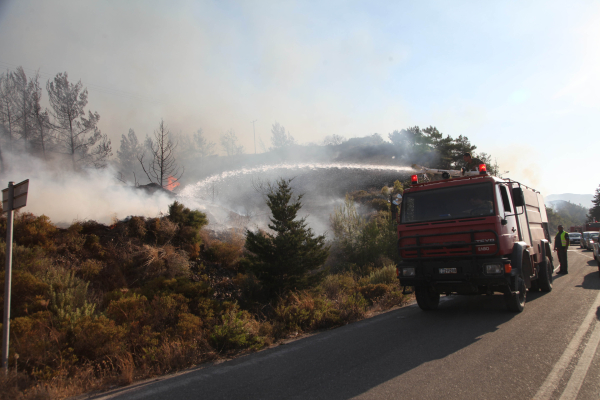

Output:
xmin=439 ymin=268 xmax=457 ymax=274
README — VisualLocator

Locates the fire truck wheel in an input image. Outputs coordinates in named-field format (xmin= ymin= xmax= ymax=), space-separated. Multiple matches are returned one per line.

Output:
xmin=529 ymin=280 xmax=539 ymax=292
xmin=538 ymin=256 xmax=553 ymax=292
xmin=505 ymin=275 xmax=526 ymax=312
xmin=415 ymin=286 xmax=440 ymax=311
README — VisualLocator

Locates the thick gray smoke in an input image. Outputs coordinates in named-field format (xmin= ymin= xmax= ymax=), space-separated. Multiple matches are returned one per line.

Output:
xmin=0 ymin=152 xmax=174 ymax=226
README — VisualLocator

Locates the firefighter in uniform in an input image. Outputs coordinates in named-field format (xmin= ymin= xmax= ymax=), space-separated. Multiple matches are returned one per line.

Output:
xmin=461 ymin=152 xmax=484 ymax=175
xmin=554 ymin=225 xmax=570 ymax=274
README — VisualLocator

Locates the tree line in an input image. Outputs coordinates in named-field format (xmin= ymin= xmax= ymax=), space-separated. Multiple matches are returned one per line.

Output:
xmin=0 ymin=65 xmax=502 ymax=189
xmin=0 ymin=67 xmax=111 ymax=169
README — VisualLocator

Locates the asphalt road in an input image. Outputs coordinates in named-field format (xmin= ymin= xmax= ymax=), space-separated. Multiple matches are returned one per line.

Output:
xmin=91 ymin=248 xmax=600 ymax=400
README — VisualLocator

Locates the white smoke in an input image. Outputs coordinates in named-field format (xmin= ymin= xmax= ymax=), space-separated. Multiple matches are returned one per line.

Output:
xmin=0 ymin=152 xmax=174 ymax=226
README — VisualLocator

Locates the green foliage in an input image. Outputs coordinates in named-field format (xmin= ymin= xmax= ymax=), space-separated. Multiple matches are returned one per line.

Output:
xmin=0 ymin=198 xmax=414 ymax=396
xmin=547 ymin=202 xmax=588 ymax=234
xmin=13 ymin=213 xmax=57 ymax=249
xmin=0 ymin=270 xmax=49 ymax=318
xmin=388 ymin=126 xmax=476 ymax=169
xmin=209 ymin=308 xmax=264 ymax=351
xmin=329 ymin=196 xmax=398 ymax=271
xmin=168 ymin=201 xmax=208 ymax=231
xmin=245 ymin=179 xmax=329 ymax=298
xmin=368 ymin=264 xmax=397 ymax=285
xmin=393 ymin=180 xmax=404 ymax=194
xmin=43 ymin=269 xmax=96 ymax=325
xmin=589 ymin=185 xmax=600 ymax=222
xmin=274 ymin=292 xmax=341 ymax=333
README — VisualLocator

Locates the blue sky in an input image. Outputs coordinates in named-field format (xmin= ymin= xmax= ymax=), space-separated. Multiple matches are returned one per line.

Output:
xmin=0 ymin=0 xmax=598 ymax=197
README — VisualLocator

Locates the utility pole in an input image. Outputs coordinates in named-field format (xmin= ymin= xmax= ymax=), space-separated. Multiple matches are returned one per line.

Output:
xmin=251 ymin=120 xmax=257 ymax=154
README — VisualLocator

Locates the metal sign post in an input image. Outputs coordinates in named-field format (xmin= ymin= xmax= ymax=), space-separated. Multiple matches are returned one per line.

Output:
xmin=1 ymin=179 xmax=29 ymax=374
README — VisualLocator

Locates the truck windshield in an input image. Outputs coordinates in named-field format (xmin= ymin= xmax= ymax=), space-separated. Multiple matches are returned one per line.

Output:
xmin=401 ymin=182 xmax=495 ymax=223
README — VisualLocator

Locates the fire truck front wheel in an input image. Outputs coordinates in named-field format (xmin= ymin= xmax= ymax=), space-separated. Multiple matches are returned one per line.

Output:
xmin=505 ymin=275 xmax=526 ymax=313
xmin=415 ymin=286 xmax=440 ymax=311
xmin=538 ymin=256 xmax=553 ymax=292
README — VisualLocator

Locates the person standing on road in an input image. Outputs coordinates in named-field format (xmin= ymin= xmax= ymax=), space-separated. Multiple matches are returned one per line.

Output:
xmin=461 ymin=152 xmax=484 ymax=175
xmin=554 ymin=225 xmax=570 ymax=274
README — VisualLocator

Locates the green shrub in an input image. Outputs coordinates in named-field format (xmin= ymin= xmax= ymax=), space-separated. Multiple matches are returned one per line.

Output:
xmin=209 ymin=308 xmax=263 ymax=351
xmin=274 ymin=292 xmax=341 ymax=333
xmin=368 ymin=264 xmax=397 ymax=285
xmin=79 ymin=259 xmax=104 ymax=281
xmin=0 ymin=271 xmax=49 ymax=318
xmin=358 ymin=283 xmax=390 ymax=303
xmin=339 ymin=293 xmax=368 ymax=321
xmin=319 ymin=273 xmax=356 ymax=301
xmin=43 ymin=269 xmax=96 ymax=325
xmin=204 ymin=240 xmax=243 ymax=269
xmin=139 ymin=245 xmax=190 ymax=279
xmin=71 ymin=315 xmax=126 ymax=362
xmin=168 ymin=201 xmax=208 ymax=230
xmin=128 ymin=216 xmax=147 ymax=239
xmin=13 ymin=213 xmax=57 ymax=249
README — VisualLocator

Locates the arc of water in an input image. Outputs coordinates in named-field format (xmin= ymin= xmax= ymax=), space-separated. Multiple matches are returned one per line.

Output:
xmin=178 ymin=162 xmax=415 ymax=199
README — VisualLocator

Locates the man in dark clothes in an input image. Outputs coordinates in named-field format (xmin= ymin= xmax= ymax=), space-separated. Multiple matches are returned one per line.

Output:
xmin=461 ymin=152 xmax=484 ymax=175
xmin=554 ymin=225 xmax=570 ymax=274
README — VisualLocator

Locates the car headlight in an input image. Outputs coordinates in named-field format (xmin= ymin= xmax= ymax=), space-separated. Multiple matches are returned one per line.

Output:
xmin=402 ymin=268 xmax=415 ymax=277
xmin=485 ymin=264 xmax=503 ymax=274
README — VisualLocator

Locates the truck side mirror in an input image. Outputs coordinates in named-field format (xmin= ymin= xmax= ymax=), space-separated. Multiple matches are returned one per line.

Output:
xmin=512 ymin=187 xmax=525 ymax=207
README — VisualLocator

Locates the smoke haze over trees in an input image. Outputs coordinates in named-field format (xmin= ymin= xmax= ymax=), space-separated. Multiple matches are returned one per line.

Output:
xmin=0 ymin=67 xmax=112 ymax=170
xmin=0 ymin=63 xmax=506 ymax=228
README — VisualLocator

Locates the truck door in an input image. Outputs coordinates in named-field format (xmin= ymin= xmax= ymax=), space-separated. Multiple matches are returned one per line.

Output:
xmin=496 ymin=183 xmax=519 ymax=251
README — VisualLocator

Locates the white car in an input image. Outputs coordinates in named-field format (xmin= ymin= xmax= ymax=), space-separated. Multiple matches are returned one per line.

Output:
xmin=593 ymin=237 xmax=600 ymax=276
xmin=581 ymin=231 xmax=599 ymax=250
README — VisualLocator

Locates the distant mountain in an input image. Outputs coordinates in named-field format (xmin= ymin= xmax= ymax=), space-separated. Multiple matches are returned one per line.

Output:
xmin=545 ymin=193 xmax=593 ymax=210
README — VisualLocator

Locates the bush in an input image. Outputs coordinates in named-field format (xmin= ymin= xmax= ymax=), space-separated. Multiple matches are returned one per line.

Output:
xmin=42 ymin=269 xmax=96 ymax=325
xmin=369 ymin=264 xmax=397 ymax=285
xmin=71 ymin=315 xmax=126 ymax=362
xmin=128 ymin=216 xmax=147 ymax=239
xmin=0 ymin=271 xmax=49 ymax=318
xmin=13 ymin=213 xmax=57 ymax=249
xmin=339 ymin=293 xmax=368 ymax=321
xmin=168 ymin=201 xmax=208 ymax=230
xmin=319 ymin=273 xmax=356 ymax=301
xmin=358 ymin=283 xmax=389 ymax=303
xmin=205 ymin=240 xmax=243 ymax=269
xmin=209 ymin=308 xmax=263 ymax=352
xmin=274 ymin=292 xmax=340 ymax=333
xmin=139 ymin=245 xmax=190 ymax=279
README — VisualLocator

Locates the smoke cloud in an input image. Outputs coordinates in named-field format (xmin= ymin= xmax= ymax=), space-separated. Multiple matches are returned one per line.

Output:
xmin=0 ymin=152 xmax=174 ymax=226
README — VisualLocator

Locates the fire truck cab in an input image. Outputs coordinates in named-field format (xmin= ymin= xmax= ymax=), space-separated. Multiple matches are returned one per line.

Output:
xmin=397 ymin=170 xmax=553 ymax=312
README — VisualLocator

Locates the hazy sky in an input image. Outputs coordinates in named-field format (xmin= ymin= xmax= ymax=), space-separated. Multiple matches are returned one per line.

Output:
xmin=0 ymin=0 xmax=598 ymax=196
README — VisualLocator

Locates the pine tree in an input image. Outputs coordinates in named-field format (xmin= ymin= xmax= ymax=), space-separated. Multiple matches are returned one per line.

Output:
xmin=47 ymin=72 xmax=111 ymax=169
xmin=588 ymin=185 xmax=600 ymax=222
xmin=270 ymin=122 xmax=295 ymax=150
xmin=245 ymin=179 xmax=329 ymax=298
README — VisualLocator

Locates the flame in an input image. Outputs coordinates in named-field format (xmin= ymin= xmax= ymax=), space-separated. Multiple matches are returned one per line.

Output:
xmin=167 ymin=176 xmax=180 ymax=191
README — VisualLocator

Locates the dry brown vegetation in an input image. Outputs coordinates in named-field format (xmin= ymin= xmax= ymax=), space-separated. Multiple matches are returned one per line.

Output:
xmin=0 ymin=193 xmax=410 ymax=399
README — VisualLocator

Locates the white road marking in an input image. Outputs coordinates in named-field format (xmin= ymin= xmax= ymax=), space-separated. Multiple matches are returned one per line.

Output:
xmin=533 ymin=291 xmax=600 ymax=400
xmin=559 ymin=320 xmax=600 ymax=400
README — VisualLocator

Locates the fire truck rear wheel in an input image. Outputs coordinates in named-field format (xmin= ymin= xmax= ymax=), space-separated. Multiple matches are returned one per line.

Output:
xmin=415 ymin=286 xmax=440 ymax=311
xmin=505 ymin=275 xmax=526 ymax=313
xmin=538 ymin=256 xmax=553 ymax=292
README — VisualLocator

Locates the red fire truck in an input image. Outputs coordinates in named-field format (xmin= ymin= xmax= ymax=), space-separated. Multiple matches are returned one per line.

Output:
xmin=397 ymin=165 xmax=553 ymax=312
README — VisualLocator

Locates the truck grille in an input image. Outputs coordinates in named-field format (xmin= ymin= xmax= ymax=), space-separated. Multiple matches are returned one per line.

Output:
xmin=399 ymin=229 xmax=499 ymax=260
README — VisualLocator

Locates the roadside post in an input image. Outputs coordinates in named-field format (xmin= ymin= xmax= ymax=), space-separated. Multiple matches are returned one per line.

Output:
xmin=1 ymin=179 xmax=29 ymax=374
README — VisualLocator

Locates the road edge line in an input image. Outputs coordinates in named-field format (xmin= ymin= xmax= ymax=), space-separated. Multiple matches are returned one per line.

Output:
xmin=559 ymin=319 xmax=600 ymax=400
xmin=533 ymin=290 xmax=600 ymax=400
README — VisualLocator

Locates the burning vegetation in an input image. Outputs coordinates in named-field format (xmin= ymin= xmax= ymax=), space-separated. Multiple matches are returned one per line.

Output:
xmin=0 ymin=179 xmax=410 ymax=399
